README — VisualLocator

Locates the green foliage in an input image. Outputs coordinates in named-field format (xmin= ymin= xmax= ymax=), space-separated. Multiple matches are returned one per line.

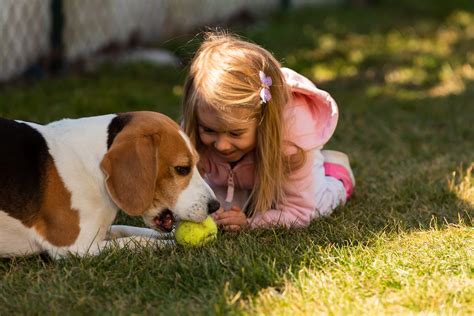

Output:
xmin=0 ymin=1 xmax=473 ymax=314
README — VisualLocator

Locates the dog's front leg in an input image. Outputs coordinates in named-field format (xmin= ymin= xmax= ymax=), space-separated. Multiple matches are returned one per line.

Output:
xmin=84 ymin=236 xmax=176 ymax=256
xmin=48 ymin=236 xmax=176 ymax=259
xmin=106 ymin=225 xmax=174 ymax=240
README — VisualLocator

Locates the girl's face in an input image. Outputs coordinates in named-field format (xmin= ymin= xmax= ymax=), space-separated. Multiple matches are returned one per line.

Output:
xmin=197 ymin=106 xmax=257 ymax=163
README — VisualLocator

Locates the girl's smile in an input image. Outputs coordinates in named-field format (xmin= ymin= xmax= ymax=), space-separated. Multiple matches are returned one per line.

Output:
xmin=197 ymin=106 xmax=257 ymax=163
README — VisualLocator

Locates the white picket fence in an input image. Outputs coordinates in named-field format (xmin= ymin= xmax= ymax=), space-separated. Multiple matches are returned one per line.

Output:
xmin=0 ymin=0 xmax=338 ymax=82
xmin=0 ymin=0 xmax=50 ymax=81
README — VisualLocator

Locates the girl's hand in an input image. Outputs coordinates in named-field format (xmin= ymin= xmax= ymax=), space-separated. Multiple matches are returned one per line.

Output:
xmin=212 ymin=205 xmax=248 ymax=231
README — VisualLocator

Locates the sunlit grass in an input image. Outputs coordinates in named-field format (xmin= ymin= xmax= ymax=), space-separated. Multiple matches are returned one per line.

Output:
xmin=243 ymin=226 xmax=474 ymax=315
xmin=449 ymin=164 xmax=474 ymax=209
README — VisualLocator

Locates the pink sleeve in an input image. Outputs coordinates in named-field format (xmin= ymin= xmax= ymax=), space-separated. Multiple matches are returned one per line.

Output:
xmin=247 ymin=154 xmax=316 ymax=229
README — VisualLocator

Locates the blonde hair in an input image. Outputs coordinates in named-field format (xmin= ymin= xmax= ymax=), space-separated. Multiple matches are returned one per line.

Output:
xmin=182 ymin=32 xmax=304 ymax=215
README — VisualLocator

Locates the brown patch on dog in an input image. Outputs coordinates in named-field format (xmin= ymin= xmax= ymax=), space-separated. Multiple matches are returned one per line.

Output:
xmin=101 ymin=112 xmax=197 ymax=216
xmin=153 ymin=126 xmax=195 ymax=209
xmin=32 ymin=157 xmax=80 ymax=247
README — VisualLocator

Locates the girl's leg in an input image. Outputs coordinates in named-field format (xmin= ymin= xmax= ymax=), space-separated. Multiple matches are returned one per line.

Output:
xmin=312 ymin=149 xmax=355 ymax=217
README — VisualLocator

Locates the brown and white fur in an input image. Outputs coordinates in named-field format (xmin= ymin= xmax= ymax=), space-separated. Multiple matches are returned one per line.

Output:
xmin=0 ymin=111 xmax=219 ymax=259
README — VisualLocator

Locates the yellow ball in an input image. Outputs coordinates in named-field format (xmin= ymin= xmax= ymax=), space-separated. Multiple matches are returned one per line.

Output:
xmin=175 ymin=216 xmax=218 ymax=246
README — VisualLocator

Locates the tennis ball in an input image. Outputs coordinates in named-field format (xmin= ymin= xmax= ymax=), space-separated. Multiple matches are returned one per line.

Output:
xmin=175 ymin=216 xmax=218 ymax=246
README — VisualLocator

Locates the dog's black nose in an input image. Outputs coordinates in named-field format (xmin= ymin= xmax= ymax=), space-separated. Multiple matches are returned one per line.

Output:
xmin=207 ymin=199 xmax=220 ymax=214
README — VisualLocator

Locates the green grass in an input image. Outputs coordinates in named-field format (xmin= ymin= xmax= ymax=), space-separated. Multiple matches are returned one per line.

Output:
xmin=1 ymin=1 xmax=473 ymax=314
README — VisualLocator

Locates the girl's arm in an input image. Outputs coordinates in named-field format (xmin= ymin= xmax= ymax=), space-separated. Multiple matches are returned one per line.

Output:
xmin=247 ymin=149 xmax=348 ymax=229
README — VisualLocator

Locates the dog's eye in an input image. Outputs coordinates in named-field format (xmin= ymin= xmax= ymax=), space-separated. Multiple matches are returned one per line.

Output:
xmin=175 ymin=166 xmax=191 ymax=176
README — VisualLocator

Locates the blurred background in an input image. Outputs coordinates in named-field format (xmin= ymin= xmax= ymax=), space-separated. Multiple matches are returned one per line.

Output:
xmin=1 ymin=0 xmax=472 ymax=121
xmin=0 ymin=0 xmax=343 ymax=83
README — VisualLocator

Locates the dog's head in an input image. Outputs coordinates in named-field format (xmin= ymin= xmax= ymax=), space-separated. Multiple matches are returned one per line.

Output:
xmin=100 ymin=111 xmax=220 ymax=232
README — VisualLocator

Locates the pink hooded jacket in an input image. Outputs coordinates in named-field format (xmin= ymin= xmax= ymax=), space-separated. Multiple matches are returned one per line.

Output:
xmin=199 ymin=68 xmax=340 ymax=228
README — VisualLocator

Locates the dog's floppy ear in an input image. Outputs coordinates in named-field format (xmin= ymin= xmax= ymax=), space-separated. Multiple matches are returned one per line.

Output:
xmin=100 ymin=134 xmax=159 ymax=216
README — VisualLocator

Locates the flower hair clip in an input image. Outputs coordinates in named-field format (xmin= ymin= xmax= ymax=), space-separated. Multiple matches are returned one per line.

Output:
xmin=259 ymin=71 xmax=272 ymax=104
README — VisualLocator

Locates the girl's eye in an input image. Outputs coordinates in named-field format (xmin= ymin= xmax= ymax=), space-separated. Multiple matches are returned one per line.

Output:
xmin=201 ymin=127 xmax=215 ymax=133
xmin=175 ymin=166 xmax=191 ymax=176
xmin=229 ymin=132 xmax=243 ymax=137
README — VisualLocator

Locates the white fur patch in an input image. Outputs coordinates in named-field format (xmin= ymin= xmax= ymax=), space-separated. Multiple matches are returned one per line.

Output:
xmin=0 ymin=211 xmax=41 ymax=257
xmin=175 ymin=130 xmax=217 ymax=222
xmin=173 ymin=166 xmax=216 ymax=222
xmin=179 ymin=130 xmax=194 ymax=153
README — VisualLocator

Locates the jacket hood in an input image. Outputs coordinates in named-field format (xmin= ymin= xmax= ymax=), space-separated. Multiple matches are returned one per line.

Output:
xmin=282 ymin=67 xmax=339 ymax=150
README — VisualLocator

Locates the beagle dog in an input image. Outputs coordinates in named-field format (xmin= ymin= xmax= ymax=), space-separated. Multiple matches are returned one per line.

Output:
xmin=0 ymin=111 xmax=220 ymax=258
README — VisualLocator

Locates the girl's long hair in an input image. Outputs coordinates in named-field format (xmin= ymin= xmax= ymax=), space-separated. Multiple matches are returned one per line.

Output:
xmin=182 ymin=31 xmax=305 ymax=215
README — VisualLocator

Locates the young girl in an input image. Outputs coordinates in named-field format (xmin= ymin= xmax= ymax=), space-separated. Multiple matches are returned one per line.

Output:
xmin=182 ymin=32 xmax=355 ymax=231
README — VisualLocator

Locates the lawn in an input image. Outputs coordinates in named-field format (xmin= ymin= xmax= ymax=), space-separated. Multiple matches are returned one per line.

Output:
xmin=0 ymin=1 xmax=473 ymax=315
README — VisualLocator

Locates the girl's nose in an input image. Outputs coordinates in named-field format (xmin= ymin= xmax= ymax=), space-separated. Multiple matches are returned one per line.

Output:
xmin=213 ymin=136 xmax=232 ymax=152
